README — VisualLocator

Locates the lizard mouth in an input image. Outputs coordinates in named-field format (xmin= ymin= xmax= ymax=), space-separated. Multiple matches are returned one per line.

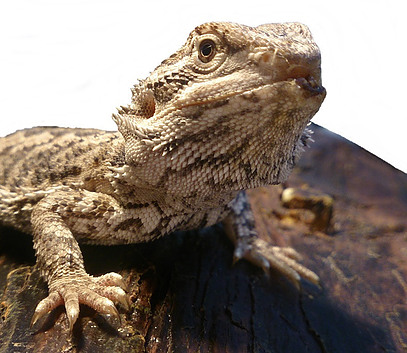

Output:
xmin=267 ymin=56 xmax=326 ymax=97
xmin=294 ymin=76 xmax=326 ymax=97
xmin=173 ymin=74 xmax=325 ymax=110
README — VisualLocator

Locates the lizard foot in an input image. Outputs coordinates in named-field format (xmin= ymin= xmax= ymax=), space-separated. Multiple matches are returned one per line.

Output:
xmin=31 ymin=272 xmax=130 ymax=331
xmin=234 ymin=238 xmax=319 ymax=288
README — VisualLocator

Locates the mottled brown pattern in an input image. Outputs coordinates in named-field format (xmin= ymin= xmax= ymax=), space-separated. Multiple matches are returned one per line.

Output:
xmin=0 ymin=22 xmax=325 ymax=332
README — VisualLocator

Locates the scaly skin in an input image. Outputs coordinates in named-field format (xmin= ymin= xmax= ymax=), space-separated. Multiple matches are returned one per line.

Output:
xmin=0 ymin=22 xmax=326 ymax=330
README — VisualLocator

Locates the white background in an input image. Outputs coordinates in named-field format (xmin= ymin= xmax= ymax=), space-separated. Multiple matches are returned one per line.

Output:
xmin=1 ymin=0 xmax=406 ymax=173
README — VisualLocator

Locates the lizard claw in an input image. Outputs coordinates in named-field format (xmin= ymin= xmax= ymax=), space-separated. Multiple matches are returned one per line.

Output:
xmin=30 ymin=292 xmax=63 ymax=328
xmin=31 ymin=272 xmax=130 ymax=330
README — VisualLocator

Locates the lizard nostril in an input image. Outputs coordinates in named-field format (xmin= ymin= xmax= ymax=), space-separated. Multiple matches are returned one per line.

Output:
xmin=261 ymin=52 xmax=272 ymax=63
xmin=287 ymin=65 xmax=311 ymax=80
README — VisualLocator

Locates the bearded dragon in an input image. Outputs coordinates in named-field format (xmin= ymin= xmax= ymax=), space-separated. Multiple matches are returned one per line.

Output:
xmin=0 ymin=22 xmax=326 ymax=330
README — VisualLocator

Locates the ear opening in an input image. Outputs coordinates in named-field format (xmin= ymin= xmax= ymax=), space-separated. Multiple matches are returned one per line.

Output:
xmin=131 ymin=88 xmax=156 ymax=118
xmin=112 ymin=88 xmax=156 ymax=140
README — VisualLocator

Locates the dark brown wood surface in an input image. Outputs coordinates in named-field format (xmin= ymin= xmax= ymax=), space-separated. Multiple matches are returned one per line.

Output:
xmin=1 ymin=124 xmax=406 ymax=352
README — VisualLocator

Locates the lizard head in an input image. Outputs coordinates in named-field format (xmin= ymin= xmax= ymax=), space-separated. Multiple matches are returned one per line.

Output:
xmin=113 ymin=22 xmax=326 ymax=197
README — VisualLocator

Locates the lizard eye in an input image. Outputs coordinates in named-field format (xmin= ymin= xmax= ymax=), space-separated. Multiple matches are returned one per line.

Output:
xmin=191 ymin=34 xmax=227 ymax=74
xmin=198 ymin=39 xmax=216 ymax=63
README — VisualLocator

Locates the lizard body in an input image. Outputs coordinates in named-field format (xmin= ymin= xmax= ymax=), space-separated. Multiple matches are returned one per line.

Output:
xmin=0 ymin=22 xmax=326 ymax=330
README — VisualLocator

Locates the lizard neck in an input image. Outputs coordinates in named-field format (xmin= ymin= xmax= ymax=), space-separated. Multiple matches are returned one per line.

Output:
xmin=110 ymin=163 xmax=238 ymax=212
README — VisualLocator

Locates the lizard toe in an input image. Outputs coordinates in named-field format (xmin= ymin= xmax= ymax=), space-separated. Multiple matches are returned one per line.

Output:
xmin=236 ymin=238 xmax=319 ymax=287
xmin=78 ymin=289 xmax=121 ymax=321
xmin=64 ymin=292 xmax=80 ymax=331
xmin=97 ymin=286 xmax=131 ymax=311
xmin=264 ymin=245 xmax=320 ymax=286
xmin=31 ymin=292 xmax=63 ymax=328
xmin=94 ymin=272 xmax=129 ymax=292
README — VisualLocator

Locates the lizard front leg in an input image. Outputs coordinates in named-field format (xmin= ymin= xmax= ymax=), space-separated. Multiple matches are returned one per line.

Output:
xmin=30 ymin=190 xmax=130 ymax=330
xmin=223 ymin=191 xmax=319 ymax=287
